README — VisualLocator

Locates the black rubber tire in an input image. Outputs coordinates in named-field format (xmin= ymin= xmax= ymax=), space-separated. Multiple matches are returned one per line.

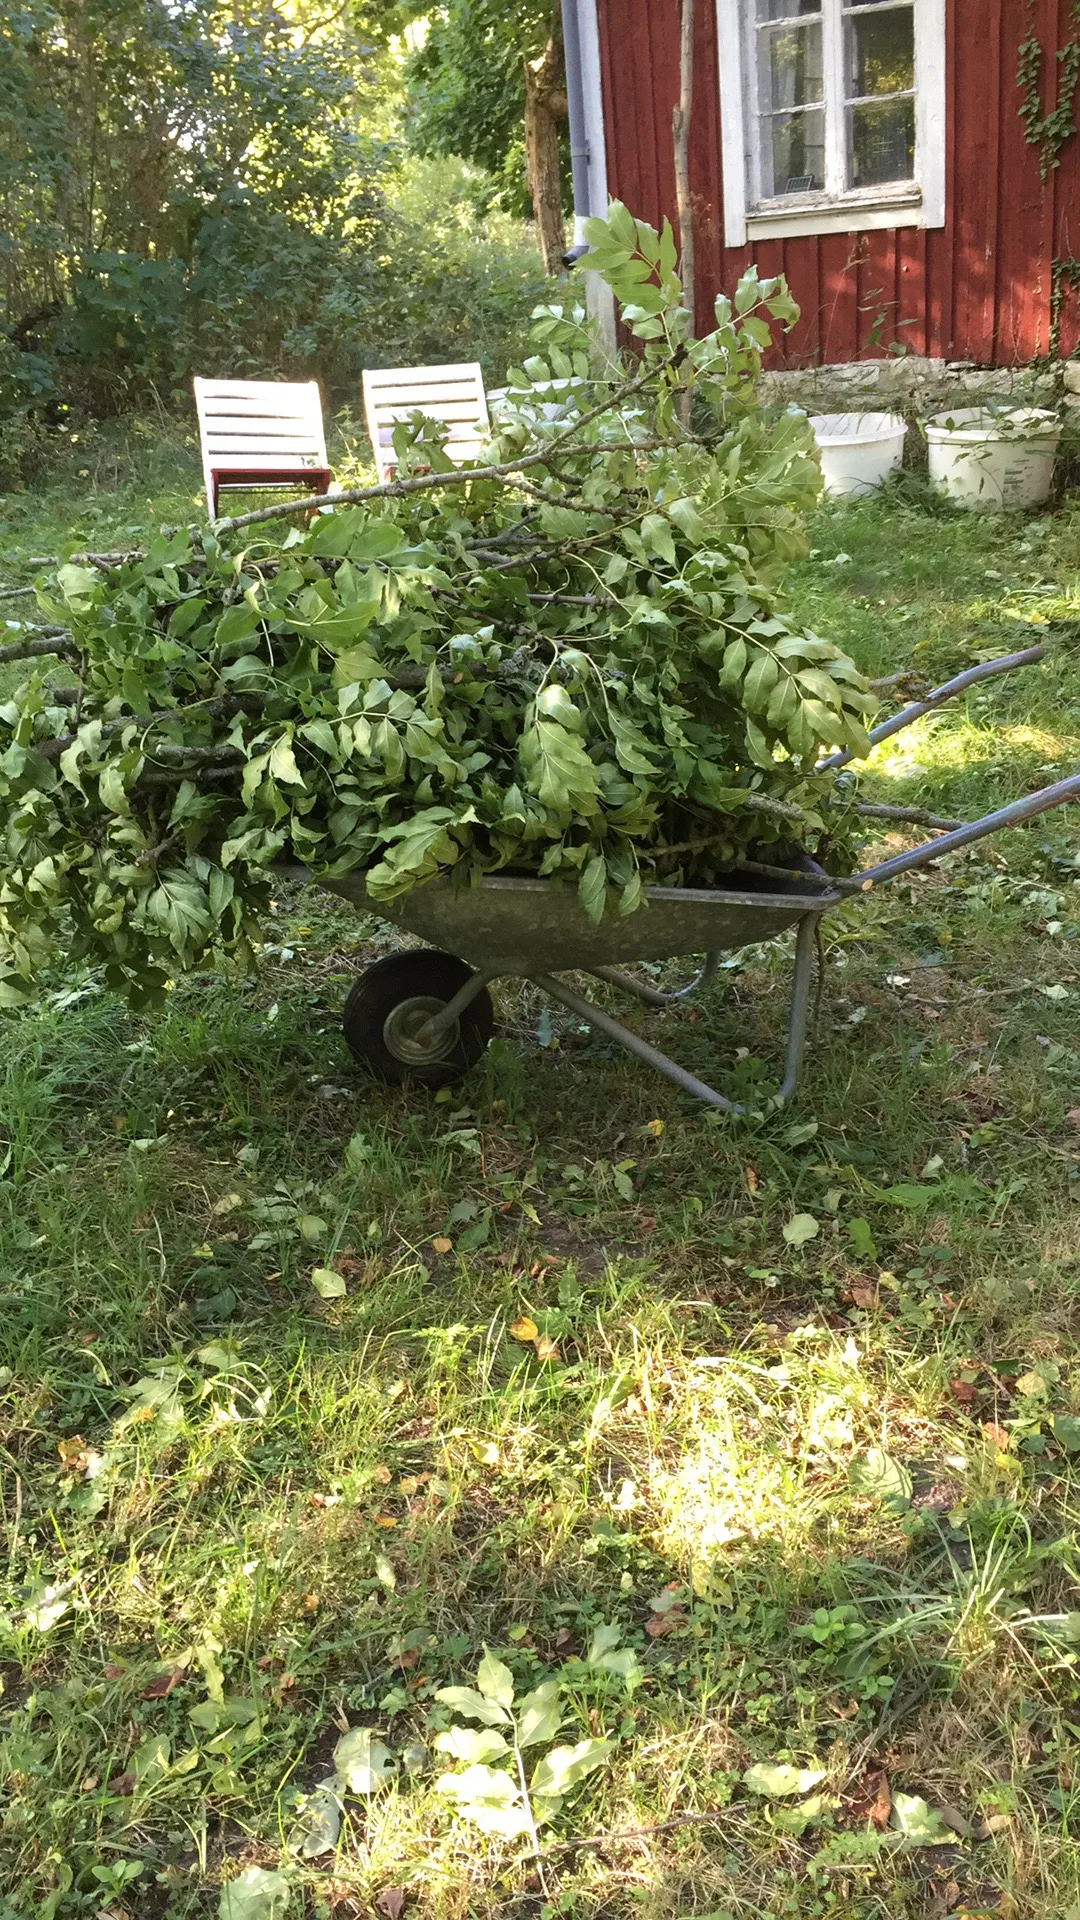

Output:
xmin=342 ymin=950 xmax=495 ymax=1089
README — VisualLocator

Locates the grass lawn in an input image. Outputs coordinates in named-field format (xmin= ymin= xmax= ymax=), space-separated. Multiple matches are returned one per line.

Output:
xmin=1 ymin=436 xmax=1080 ymax=1920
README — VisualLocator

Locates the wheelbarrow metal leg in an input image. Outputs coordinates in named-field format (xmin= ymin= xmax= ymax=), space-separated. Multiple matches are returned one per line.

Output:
xmin=533 ymin=914 xmax=818 ymax=1113
xmin=531 ymin=971 xmax=752 ymax=1112
xmin=778 ymin=913 xmax=817 ymax=1102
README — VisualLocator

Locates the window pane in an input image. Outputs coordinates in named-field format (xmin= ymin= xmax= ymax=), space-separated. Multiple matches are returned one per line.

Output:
xmin=762 ymin=107 xmax=826 ymax=193
xmin=850 ymin=95 xmax=915 ymax=183
xmin=849 ymin=7 xmax=914 ymax=97
xmin=759 ymin=21 xmax=823 ymax=112
xmin=756 ymin=0 xmax=819 ymax=20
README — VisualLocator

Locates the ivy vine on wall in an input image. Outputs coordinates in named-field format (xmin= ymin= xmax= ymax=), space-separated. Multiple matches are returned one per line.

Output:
xmin=1017 ymin=0 xmax=1080 ymax=177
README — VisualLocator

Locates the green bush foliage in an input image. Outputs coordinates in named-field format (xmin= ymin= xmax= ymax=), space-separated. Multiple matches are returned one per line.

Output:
xmin=0 ymin=0 xmax=545 ymax=471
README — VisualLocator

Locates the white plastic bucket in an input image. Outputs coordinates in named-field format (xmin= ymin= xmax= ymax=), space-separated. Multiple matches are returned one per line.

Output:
xmin=809 ymin=412 xmax=908 ymax=497
xmin=925 ymin=407 xmax=1060 ymax=510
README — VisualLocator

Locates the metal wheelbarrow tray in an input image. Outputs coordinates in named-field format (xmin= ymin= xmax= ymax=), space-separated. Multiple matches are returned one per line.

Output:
xmin=318 ymin=647 xmax=1080 ymax=1114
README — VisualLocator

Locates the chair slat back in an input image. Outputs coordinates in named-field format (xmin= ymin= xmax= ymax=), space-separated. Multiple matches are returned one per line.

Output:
xmin=361 ymin=363 xmax=489 ymax=484
xmin=193 ymin=378 xmax=328 ymax=515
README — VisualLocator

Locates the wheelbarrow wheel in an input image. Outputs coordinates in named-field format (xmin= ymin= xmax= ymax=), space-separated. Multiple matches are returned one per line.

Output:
xmin=342 ymin=951 xmax=494 ymax=1089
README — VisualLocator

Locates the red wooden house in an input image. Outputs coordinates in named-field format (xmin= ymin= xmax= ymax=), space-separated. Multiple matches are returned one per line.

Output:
xmin=561 ymin=0 xmax=1080 ymax=366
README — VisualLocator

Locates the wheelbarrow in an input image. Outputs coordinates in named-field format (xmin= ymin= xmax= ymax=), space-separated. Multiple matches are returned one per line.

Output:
xmin=320 ymin=648 xmax=1080 ymax=1114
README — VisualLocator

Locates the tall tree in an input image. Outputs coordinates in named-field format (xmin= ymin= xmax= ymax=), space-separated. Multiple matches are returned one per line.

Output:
xmin=405 ymin=2 xmax=569 ymax=272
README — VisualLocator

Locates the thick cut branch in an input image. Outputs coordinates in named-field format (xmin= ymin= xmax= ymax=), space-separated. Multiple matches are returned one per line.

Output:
xmin=0 ymin=631 xmax=77 ymax=666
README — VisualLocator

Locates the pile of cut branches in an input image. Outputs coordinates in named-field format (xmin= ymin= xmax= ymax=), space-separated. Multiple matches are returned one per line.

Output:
xmin=0 ymin=205 xmax=876 ymax=1008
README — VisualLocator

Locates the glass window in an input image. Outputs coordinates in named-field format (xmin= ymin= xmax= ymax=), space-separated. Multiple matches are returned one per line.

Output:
xmin=749 ymin=0 xmax=917 ymax=201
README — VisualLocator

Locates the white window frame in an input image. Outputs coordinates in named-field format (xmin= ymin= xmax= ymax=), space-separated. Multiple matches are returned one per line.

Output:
xmin=717 ymin=0 xmax=945 ymax=245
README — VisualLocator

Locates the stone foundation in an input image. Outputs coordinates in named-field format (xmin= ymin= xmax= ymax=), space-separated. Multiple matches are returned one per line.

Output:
xmin=760 ymin=354 xmax=1080 ymax=416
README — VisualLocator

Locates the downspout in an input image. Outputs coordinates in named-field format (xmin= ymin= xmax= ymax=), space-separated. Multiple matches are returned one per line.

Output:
xmin=559 ymin=0 xmax=617 ymax=351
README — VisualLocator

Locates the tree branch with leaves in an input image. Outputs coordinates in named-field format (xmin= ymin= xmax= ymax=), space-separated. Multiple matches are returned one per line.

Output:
xmin=0 ymin=203 xmax=876 ymax=1012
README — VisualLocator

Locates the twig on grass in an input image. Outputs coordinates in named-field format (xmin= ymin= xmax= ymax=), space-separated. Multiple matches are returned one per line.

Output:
xmin=854 ymin=801 xmax=965 ymax=831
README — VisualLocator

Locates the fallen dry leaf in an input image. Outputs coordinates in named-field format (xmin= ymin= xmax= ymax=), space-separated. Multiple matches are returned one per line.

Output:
xmin=949 ymin=1379 xmax=979 ymax=1405
xmin=301 ymin=1592 xmax=320 ymax=1611
xmin=981 ymin=1421 xmax=1011 ymax=1450
xmin=376 ymin=1890 xmax=407 ymax=1920
xmin=103 ymin=1664 xmax=125 ymax=1681
xmin=432 ymin=1237 xmax=453 ymax=1255
xmin=645 ymin=1608 xmax=687 ymax=1638
xmin=645 ymin=1118 xmax=664 ymax=1138
xmin=535 ymin=1336 xmax=559 ymax=1362
xmin=848 ymin=1284 xmax=878 ymax=1310
xmin=1067 ymin=1108 xmax=1080 ymax=1133
xmin=866 ymin=1767 xmax=892 ymax=1830
xmin=109 ymin=1772 xmax=136 ymax=1797
xmin=374 ymin=1512 xmax=398 ymax=1529
xmin=555 ymin=1627 xmax=573 ymax=1651
xmin=509 ymin=1316 xmax=539 ymax=1343
xmin=745 ymin=1166 xmax=760 ymax=1194
xmin=141 ymin=1668 xmax=185 ymax=1700
xmin=373 ymin=1463 xmax=392 ymax=1485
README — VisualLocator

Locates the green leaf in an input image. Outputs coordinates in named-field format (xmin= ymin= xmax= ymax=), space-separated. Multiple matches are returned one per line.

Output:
xmin=219 ymin=1867 xmax=292 ymax=1920
xmin=515 ymin=1680 xmax=564 ymax=1749
xmin=578 ymin=853 xmax=607 ymax=923
xmin=847 ymin=1217 xmax=878 ymax=1260
xmin=310 ymin=1267 xmax=346 ymax=1300
xmin=783 ymin=1213 xmax=819 ymax=1247
xmin=434 ymin=1726 xmax=510 ymax=1763
xmin=435 ymin=1763 xmax=529 ymax=1838
xmin=530 ymin=1737 xmax=616 ymax=1801
xmin=743 ymin=1762 xmax=827 ymax=1799
xmin=743 ymin=651 xmax=780 ymax=713
xmin=641 ymin=514 xmax=677 ymax=567
xmin=434 ymin=1685 xmax=513 ymax=1729
xmin=291 ymin=1785 xmax=342 ymax=1859
xmin=890 ymin=1792 xmax=954 ymax=1846
xmin=848 ymin=1449 xmax=912 ymax=1509
xmin=57 ymin=563 xmax=100 ymax=608
xmin=333 ymin=1728 xmax=393 ymax=1794
xmin=268 ymin=737 xmax=304 ymax=787
xmin=1052 ymin=1415 xmax=1080 ymax=1451
xmin=476 ymin=1648 xmax=515 ymax=1712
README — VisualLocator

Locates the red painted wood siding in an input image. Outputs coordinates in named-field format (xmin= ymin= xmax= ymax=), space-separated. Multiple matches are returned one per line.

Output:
xmin=594 ymin=0 xmax=1080 ymax=365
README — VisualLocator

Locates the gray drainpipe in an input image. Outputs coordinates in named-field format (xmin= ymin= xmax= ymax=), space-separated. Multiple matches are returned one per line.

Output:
xmin=559 ymin=0 xmax=617 ymax=348
xmin=561 ymin=0 xmax=591 ymax=245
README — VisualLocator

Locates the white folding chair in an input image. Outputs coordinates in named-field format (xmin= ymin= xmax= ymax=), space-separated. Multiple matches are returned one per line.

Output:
xmin=361 ymin=363 xmax=489 ymax=485
xmin=193 ymin=378 xmax=331 ymax=518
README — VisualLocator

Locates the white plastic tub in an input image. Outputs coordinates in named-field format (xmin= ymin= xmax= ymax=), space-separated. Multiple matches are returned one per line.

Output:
xmin=925 ymin=407 xmax=1060 ymax=510
xmin=809 ymin=412 xmax=908 ymax=497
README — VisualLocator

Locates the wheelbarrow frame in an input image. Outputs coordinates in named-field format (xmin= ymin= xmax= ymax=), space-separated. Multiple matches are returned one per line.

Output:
xmin=319 ymin=647 xmax=1080 ymax=1113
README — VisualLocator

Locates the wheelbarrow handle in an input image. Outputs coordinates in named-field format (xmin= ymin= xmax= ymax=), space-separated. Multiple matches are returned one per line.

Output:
xmin=820 ymin=644 xmax=1046 ymax=772
xmin=857 ymin=770 xmax=1080 ymax=888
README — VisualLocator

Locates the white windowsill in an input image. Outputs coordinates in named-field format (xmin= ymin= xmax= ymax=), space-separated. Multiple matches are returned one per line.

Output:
xmin=746 ymin=189 xmax=923 ymax=241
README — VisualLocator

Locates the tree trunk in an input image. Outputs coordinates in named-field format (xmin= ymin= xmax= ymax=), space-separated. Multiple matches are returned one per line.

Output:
xmin=672 ymin=0 xmax=696 ymax=333
xmin=524 ymin=35 xmax=568 ymax=275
